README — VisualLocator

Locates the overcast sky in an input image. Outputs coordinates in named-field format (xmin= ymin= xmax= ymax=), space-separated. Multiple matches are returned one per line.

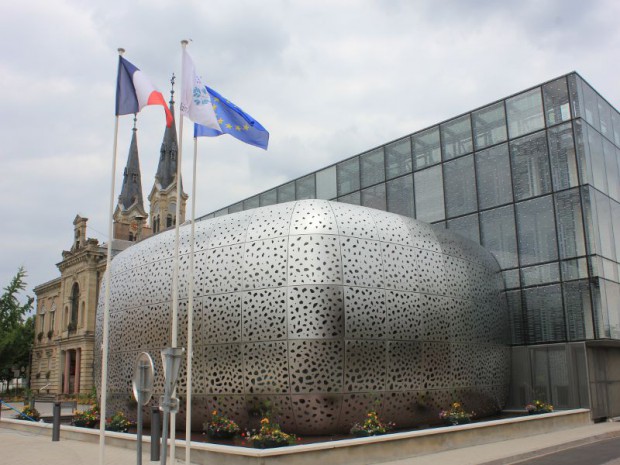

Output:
xmin=1 ymin=0 xmax=619 ymax=301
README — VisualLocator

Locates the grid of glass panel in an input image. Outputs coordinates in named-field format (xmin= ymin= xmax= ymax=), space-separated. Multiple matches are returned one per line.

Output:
xmin=476 ymin=143 xmax=513 ymax=209
xmin=199 ymin=72 xmax=620 ymax=347
xmin=473 ymin=102 xmax=507 ymax=150
xmin=412 ymin=126 xmax=441 ymax=170
xmin=385 ymin=137 xmax=412 ymax=180
xmin=444 ymin=154 xmax=477 ymax=218
xmin=441 ymin=114 xmax=473 ymax=160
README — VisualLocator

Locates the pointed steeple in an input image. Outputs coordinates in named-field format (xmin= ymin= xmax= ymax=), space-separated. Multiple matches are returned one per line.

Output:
xmin=113 ymin=117 xmax=150 ymax=242
xmin=148 ymin=74 xmax=188 ymax=235
xmin=155 ymin=74 xmax=179 ymax=190
xmin=118 ymin=116 xmax=145 ymax=211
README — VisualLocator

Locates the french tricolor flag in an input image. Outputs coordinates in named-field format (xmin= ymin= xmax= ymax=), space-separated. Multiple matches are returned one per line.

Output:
xmin=115 ymin=56 xmax=173 ymax=127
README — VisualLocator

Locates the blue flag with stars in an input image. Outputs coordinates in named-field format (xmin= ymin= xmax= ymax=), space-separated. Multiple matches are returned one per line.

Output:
xmin=194 ymin=86 xmax=269 ymax=150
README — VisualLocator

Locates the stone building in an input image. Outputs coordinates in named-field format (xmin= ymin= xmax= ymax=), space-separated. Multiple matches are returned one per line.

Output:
xmin=31 ymin=216 xmax=121 ymax=394
xmin=31 ymin=87 xmax=186 ymax=395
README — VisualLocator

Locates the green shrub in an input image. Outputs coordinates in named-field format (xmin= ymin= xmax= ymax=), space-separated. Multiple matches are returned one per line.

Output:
xmin=72 ymin=406 xmax=99 ymax=428
xmin=105 ymin=411 xmax=133 ymax=432
xmin=350 ymin=410 xmax=394 ymax=437
xmin=20 ymin=406 xmax=40 ymax=421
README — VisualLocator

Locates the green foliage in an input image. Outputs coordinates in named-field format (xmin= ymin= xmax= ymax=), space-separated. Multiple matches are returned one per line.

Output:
xmin=20 ymin=405 xmax=40 ymax=421
xmin=0 ymin=267 xmax=34 ymax=330
xmin=251 ymin=417 xmax=297 ymax=448
xmin=439 ymin=402 xmax=474 ymax=425
xmin=350 ymin=410 xmax=394 ymax=437
xmin=87 ymin=385 xmax=98 ymax=405
xmin=106 ymin=411 xmax=134 ymax=432
xmin=526 ymin=400 xmax=553 ymax=414
xmin=204 ymin=410 xmax=241 ymax=438
xmin=0 ymin=268 xmax=34 ymax=384
xmin=72 ymin=405 xmax=99 ymax=428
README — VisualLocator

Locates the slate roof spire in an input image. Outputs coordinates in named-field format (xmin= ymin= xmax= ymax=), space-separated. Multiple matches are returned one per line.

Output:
xmin=117 ymin=116 xmax=144 ymax=211
xmin=155 ymin=74 xmax=179 ymax=190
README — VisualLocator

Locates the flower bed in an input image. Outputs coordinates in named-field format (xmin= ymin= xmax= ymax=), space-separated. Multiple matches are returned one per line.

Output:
xmin=72 ymin=406 xmax=99 ymax=428
xmin=105 ymin=411 xmax=134 ymax=432
xmin=19 ymin=406 xmax=40 ymax=422
xmin=526 ymin=400 xmax=554 ymax=414
xmin=250 ymin=417 xmax=297 ymax=448
xmin=204 ymin=410 xmax=240 ymax=439
xmin=439 ymin=402 xmax=474 ymax=426
xmin=350 ymin=411 xmax=394 ymax=437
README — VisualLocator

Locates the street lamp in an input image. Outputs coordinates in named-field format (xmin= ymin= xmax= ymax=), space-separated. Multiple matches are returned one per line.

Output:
xmin=159 ymin=347 xmax=184 ymax=465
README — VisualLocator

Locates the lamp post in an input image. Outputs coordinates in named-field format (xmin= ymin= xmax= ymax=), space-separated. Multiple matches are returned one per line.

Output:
xmin=159 ymin=347 xmax=184 ymax=465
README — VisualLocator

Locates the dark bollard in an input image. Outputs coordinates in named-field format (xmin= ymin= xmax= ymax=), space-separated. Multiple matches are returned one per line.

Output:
xmin=150 ymin=407 xmax=161 ymax=461
xmin=52 ymin=402 xmax=61 ymax=441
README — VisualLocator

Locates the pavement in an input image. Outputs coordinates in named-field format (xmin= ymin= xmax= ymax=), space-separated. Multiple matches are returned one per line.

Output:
xmin=382 ymin=421 xmax=620 ymax=465
xmin=0 ymin=425 xmax=162 ymax=465
xmin=514 ymin=437 xmax=620 ymax=465
xmin=2 ymin=402 xmax=620 ymax=465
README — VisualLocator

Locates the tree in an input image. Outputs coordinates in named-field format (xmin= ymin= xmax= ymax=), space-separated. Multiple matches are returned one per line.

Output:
xmin=0 ymin=267 xmax=34 ymax=388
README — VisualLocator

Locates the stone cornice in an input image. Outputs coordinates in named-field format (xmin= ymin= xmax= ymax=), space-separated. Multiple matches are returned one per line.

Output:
xmin=37 ymin=332 xmax=95 ymax=348
xmin=57 ymin=246 xmax=106 ymax=272
xmin=33 ymin=277 xmax=61 ymax=295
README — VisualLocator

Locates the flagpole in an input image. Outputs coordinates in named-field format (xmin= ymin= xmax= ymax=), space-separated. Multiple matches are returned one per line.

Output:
xmin=168 ymin=39 xmax=192 ymax=465
xmin=184 ymin=133 xmax=198 ymax=465
xmin=98 ymin=47 xmax=125 ymax=465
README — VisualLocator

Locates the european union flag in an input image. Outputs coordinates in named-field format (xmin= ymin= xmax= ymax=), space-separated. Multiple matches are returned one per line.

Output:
xmin=194 ymin=86 xmax=269 ymax=150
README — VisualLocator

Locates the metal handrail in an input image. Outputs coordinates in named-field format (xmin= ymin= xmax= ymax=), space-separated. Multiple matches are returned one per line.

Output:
xmin=0 ymin=399 xmax=38 ymax=421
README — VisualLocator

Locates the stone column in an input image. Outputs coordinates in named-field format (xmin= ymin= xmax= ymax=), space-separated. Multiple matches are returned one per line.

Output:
xmin=63 ymin=350 xmax=71 ymax=394
xmin=74 ymin=348 xmax=81 ymax=394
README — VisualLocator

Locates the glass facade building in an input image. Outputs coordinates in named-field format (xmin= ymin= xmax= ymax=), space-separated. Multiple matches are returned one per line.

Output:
xmin=199 ymin=73 xmax=620 ymax=419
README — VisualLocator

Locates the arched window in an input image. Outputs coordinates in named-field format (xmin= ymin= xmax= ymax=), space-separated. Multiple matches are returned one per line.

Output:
xmin=166 ymin=214 xmax=173 ymax=228
xmin=70 ymin=283 xmax=79 ymax=327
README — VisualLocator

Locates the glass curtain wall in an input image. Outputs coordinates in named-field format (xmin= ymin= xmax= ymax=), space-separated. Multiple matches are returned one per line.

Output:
xmin=199 ymin=72 xmax=620 ymax=347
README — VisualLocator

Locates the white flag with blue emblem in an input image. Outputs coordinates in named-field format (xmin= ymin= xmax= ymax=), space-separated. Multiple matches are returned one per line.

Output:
xmin=180 ymin=48 xmax=220 ymax=130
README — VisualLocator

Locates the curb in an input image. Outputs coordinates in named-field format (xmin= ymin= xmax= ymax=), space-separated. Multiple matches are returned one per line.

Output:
xmin=479 ymin=429 xmax=620 ymax=465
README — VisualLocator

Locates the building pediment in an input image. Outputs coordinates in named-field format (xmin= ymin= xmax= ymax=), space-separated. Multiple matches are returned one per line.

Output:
xmin=58 ymin=246 xmax=105 ymax=272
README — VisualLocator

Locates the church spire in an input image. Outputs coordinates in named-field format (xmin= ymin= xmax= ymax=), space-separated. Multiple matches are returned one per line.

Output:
xmin=155 ymin=74 xmax=179 ymax=190
xmin=148 ymin=75 xmax=188 ymax=234
xmin=113 ymin=116 xmax=150 ymax=242
xmin=117 ymin=116 xmax=145 ymax=211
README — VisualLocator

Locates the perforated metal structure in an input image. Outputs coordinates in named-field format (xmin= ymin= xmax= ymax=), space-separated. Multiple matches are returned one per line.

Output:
xmin=96 ymin=200 xmax=510 ymax=434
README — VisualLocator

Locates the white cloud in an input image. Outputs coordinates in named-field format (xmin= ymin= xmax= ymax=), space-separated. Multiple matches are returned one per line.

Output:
xmin=1 ymin=0 xmax=619 ymax=296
